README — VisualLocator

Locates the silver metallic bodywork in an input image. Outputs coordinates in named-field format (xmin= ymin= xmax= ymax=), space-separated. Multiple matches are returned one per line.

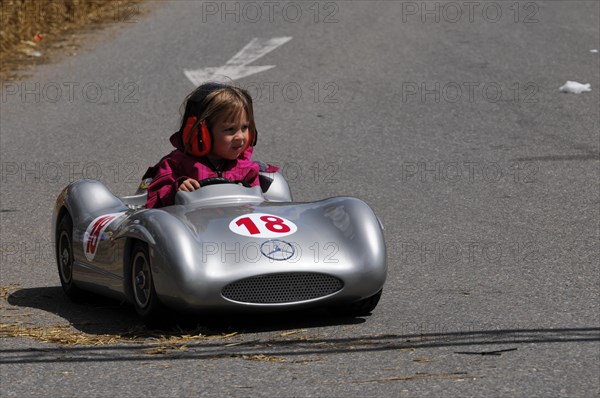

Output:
xmin=52 ymin=172 xmax=387 ymax=312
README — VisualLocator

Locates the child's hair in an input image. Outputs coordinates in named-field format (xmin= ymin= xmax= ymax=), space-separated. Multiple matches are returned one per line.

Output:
xmin=179 ymin=82 xmax=257 ymax=143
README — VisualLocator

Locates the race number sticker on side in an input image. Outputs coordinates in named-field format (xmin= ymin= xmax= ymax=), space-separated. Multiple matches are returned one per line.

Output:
xmin=83 ymin=212 xmax=125 ymax=261
xmin=229 ymin=213 xmax=297 ymax=238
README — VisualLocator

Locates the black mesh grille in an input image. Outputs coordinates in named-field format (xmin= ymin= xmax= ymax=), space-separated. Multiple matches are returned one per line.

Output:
xmin=222 ymin=273 xmax=344 ymax=304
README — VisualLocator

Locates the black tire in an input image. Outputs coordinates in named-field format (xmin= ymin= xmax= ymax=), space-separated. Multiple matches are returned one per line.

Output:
xmin=128 ymin=241 xmax=171 ymax=328
xmin=56 ymin=212 xmax=85 ymax=301
xmin=334 ymin=289 xmax=383 ymax=317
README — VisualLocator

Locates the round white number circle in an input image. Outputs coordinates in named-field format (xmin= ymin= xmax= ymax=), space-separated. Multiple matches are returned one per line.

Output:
xmin=229 ymin=213 xmax=297 ymax=238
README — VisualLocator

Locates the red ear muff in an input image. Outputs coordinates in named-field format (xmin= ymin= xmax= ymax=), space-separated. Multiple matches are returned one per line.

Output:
xmin=182 ymin=116 xmax=211 ymax=157
xmin=199 ymin=120 xmax=212 ymax=154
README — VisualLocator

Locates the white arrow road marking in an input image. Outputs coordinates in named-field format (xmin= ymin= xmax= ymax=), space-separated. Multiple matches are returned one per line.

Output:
xmin=184 ymin=37 xmax=292 ymax=85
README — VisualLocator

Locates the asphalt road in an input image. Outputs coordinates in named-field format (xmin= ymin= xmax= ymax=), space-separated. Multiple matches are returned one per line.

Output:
xmin=1 ymin=1 xmax=599 ymax=397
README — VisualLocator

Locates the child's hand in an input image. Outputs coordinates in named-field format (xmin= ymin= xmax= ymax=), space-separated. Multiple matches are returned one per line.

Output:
xmin=178 ymin=178 xmax=201 ymax=192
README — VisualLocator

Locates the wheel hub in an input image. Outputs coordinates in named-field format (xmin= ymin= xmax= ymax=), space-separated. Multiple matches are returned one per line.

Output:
xmin=135 ymin=272 xmax=147 ymax=289
xmin=58 ymin=232 xmax=73 ymax=283
xmin=61 ymin=248 xmax=70 ymax=266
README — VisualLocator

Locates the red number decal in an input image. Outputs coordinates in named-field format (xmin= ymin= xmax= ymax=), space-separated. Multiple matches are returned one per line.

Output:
xmin=232 ymin=214 xmax=296 ymax=236
xmin=260 ymin=215 xmax=291 ymax=233
xmin=236 ymin=217 xmax=260 ymax=235
xmin=86 ymin=216 xmax=114 ymax=254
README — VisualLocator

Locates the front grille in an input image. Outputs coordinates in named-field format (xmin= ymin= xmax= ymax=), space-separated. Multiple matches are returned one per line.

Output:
xmin=222 ymin=273 xmax=344 ymax=304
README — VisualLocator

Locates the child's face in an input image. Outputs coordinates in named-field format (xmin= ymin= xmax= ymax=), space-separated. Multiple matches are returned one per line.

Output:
xmin=210 ymin=109 xmax=250 ymax=160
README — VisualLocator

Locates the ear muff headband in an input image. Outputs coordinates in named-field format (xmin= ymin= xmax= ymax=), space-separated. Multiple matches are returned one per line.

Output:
xmin=182 ymin=116 xmax=211 ymax=157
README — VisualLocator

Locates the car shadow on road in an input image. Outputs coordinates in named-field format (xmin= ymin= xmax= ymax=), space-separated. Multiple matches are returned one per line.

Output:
xmin=3 ymin=285 xmax=599 ymax=366
xmin=5 ymin=286 xmax=366 ymax=336
xmin=4 ymin=288 xmax=600 ymax=366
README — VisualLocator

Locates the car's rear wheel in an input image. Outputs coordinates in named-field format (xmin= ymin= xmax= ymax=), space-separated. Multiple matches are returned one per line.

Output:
xmin=128 ymin=241 xmax=170 ymax=327
xmin=56 ymin=212 xmax=85 ymax=301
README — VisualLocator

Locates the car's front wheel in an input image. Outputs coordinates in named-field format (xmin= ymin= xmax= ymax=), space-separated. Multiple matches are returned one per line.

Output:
xmin=128 ymin=241 xmax=170 ymax=327
xmin=333 ymin=289 xmax=383 ymax=316
xmin=56 ymin=212 xmax=85 ymax=301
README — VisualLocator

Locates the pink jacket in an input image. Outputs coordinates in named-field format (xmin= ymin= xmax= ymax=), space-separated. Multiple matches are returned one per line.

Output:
xmin=145 ymin=132 xmax=266 ymax=208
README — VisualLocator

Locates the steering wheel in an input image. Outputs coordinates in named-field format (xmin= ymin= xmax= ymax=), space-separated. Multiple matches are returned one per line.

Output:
xmin=197 ymin=177 xmax=234 ymax=187
xmin=197 ymin=177 xmax=252 ymax=188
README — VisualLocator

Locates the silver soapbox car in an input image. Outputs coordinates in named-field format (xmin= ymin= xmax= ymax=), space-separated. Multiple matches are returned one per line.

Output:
xmin=53 ymin=168 xmax=387 ymax=324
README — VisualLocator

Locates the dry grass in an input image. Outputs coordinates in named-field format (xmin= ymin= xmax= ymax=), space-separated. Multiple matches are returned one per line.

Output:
xmin=1 ymin=321 xmax=289 ymax=361
xmin=0 ymin=284 xmax=237 ymax=349
xmin=0 ymin=322 xmax=129 ymax=345
xmin=0 ymin=321 xmax=242 ymax=349
xmin=0 ymin=284 xmax=20 ymax=299
xmin=0 ymin=0 xmax=142 ymax=79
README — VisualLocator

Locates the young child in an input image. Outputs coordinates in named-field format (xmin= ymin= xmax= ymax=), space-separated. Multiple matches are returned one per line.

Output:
xmin=144 ymin=83 xmax=263 ymax=208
